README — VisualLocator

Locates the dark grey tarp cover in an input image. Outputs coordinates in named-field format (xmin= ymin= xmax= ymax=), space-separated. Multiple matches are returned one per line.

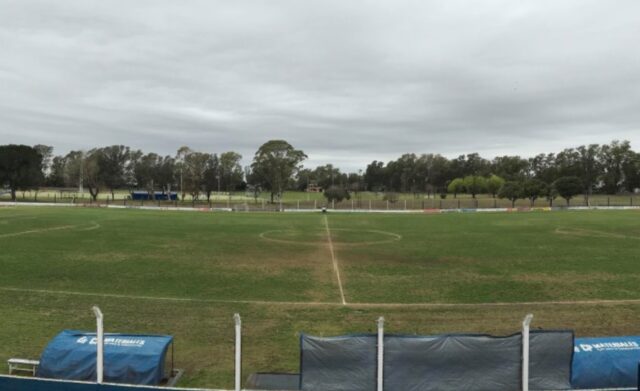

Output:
xmin=529 ymin=331 xmax=574 ymax=390
xmin=384 ymin=334 xmax=521 ymax=391
xmin=300 ymin=334 xmax=376 ymax=391
xmin=300 ymin=331 xmax=573 ymax=391
xmin=246 ymin=373 xmax=300 ymax=390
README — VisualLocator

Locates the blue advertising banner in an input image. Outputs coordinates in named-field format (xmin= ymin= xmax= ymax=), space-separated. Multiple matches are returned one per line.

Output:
xmin=572 ymin=336 xmax=640 ymax=389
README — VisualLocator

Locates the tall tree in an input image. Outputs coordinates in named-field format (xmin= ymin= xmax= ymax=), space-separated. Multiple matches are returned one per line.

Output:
xmin=623 ymin=151 xmax=640 ymax=192
xmin=447 ymin=178 xmax=465 ymax=198
xmin=203 ymin=154 xmax=220 ymax=201
xmin=576 ymin=144 xmax=601 ymax=200
xmin=364 ymin=161 xmax=386 ymax=192
xmin=529 ymin=153 xmax=558 ymax=185
xmin=599 ymin=140 xmax=632 ymax=194
xmin=219 ymin=151 xmax=244 ymax=192
xmin=498 ymin=181 xmax=523 ymax=208
xmin=83 ymin=149 xmax=104 ymax=201
xmin=33 ymin=145 xmax=54 ymax=181
xmin=491 ymin=156 xmax=529 ymax=181
xmin=0 ymin=145 xmax=44 ymax=201
xmin=48 ymin=155 xmax=67 ymax=187
xmin=486 ymin=175 xmax=506 ymax=198
xmin=463 ymin=175 xmax=487 ymax=198
xmin=250 ymin=140 xmax=307 ymax=203
xmin=181 ymin=149 xmax=210 ymax=200
xmin=553 ymin=176 xmax=583 ymax=206
xmin=522 ymin=178 xmax=547 ymax=206
xmin=133 ymin=152 xmax=162 ymax=199
xmin=99 ymin=145 xmax=131 ymax=199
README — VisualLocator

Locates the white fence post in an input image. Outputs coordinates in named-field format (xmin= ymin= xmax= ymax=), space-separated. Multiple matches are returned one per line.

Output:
xmin=234 ymin=313 xmax=242 ymax=391
xmin=92 ymin=306 xmax=104 ymax=384
xmin=522 ymin=314 xmax=533 ymax=391
xmin=377 ymin=316 xmax=385 ymax=391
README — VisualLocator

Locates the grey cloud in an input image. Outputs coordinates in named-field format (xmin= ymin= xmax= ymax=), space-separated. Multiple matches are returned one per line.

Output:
xmin=1 ymin=0 xmax=639 ymax=171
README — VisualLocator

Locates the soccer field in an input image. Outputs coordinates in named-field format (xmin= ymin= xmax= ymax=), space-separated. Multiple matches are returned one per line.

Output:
xmin=1 ymin=206 xmax=640 ymax=388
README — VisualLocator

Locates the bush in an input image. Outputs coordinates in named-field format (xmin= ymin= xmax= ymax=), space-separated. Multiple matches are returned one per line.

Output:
xmin=383 ymin=192 xmax=399 ymax=203
xmin=323 ymin=186 xmax=350 ymax=203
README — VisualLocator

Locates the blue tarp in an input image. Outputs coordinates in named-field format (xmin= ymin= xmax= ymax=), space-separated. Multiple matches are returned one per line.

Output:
xmin=572 ymin=336 xmax=640 ymax=389
xmin=130 ymin=191 xmax=177 ymax=201
xmin=36 ymin=330 xmax=173 ymax=386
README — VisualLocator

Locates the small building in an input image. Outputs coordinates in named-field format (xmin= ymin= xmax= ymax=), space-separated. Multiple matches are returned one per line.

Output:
xmin=306 ymin=185 xmax=323 ymax=193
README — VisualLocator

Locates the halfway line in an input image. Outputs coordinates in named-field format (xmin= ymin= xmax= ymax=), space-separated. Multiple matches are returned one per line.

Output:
xmin=323 ymin=215 xmax=347 ymax=305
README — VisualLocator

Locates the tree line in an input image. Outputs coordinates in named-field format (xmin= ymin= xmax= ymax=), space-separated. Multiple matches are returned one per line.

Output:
xmin=1 ymin=139 xmax=639 ymax=204
xmin=0 ymin=140 xmax=305 ymax=202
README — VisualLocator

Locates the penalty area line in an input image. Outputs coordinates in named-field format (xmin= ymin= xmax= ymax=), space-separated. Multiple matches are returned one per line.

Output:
xmin=323 ymin=215 xmax=347 ymax=305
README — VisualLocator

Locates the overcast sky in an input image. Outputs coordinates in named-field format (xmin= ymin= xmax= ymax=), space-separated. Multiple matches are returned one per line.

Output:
xmin=1 ymin=0 xmax=639 ymax=171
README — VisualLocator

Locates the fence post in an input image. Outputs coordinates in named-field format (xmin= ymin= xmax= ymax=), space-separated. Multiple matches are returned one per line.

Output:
xmin=404 ymin=200 xmax=407 ymax=210
xmin=297 ymin=200 xmax=300 ymax=210
xmin=92 ymin=306 xmax=104 ymax=384
xmin=369 ymin=200 xmax=372 ymax=210
xmin=386 ymin=200 xmax=389 ymax=210
xmin=233 ymin=314 xmax=242 ymax=391
xmin=332 ymin=200 xmax=335 ymax=210
xmin=352 ymin=199 xmax=354 ymax=211
xmin=458 ymin=199 xmax=460 ymax=209
xmin=377 ymin=317 xmax=385 ymax=391
xmin=314 ymin=199 xmax=317 ymax=210
xmin=522 ymin=314 xmax=533 ymax=391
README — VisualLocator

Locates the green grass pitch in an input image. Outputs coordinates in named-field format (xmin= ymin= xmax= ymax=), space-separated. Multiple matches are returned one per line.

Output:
xmin=1 ymin=206 xmax=640 ymax=387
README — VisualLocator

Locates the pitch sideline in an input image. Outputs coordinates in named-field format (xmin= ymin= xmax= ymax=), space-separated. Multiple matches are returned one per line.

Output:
xmin=2 ymin=286 xmax=640 ymax=309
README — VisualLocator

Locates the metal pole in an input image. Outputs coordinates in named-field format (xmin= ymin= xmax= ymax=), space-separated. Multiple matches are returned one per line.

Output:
xmin=377 ymin=317 xmax=384 ymax=391
xmin=92 ymin=306 xmax=104 ymax=384
xmin=234 ymin=313 xmax=242 ymax=391
xmin=522 ymin=314 xmax=533 ymax=391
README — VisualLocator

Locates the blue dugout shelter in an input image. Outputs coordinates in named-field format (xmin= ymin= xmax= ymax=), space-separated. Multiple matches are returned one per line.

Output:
xmin=130 ymin=191 xmax=177 ymax=201
xmin=36 ymin=330 xmax=173 ymax=386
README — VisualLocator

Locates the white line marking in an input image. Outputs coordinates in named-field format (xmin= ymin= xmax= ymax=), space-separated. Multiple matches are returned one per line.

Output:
xmin=2 ymin=286 xmax=640 ymax=309
xmin=0 ymin=225 xmax=77 ymax=238
xmin=0 ymin=221 xmax=100 ymax=238
xmin=77 ymin=222 xmax=101 ymax=231
xmin=0 ymin=287 xmax=336 ymax=306
xmin=323 ymin=215 xmax=347 ymax=305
